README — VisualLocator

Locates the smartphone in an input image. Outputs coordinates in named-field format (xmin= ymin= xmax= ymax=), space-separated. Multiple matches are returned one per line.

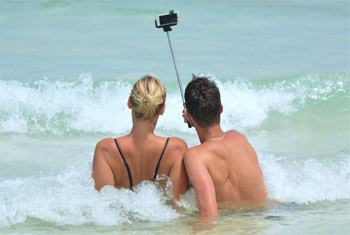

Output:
xmin=155 ymin=10 xmax=178 ymax=29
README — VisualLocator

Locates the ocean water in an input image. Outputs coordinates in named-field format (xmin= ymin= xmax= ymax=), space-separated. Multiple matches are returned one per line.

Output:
xmin=1 ymin=0 xmax=350 ymax=234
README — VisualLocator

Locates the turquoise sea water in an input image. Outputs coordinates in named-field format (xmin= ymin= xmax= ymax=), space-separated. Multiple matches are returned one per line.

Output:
xmin=1 ymin=0 xmax=350 ymax=234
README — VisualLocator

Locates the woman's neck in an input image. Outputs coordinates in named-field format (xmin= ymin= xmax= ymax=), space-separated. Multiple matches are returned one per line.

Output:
xmin=129 ymin=114 xmax=158 ymax=143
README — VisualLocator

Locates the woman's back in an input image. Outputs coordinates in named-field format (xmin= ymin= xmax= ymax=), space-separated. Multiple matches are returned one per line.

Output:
xmin=93 ymin=135 xmax=188 ymax=198
xmin=92 ymin=75 xmax=189 ymax=198
xmin=96 ymin=135 xmax=186 ymax=189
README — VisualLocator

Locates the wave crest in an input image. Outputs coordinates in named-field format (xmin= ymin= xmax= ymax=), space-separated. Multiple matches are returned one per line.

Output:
xmin=0 ymin=74 xmax=348 ymax=135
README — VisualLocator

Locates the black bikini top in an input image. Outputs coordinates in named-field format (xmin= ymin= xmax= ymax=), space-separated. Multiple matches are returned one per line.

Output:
xmin=113 ymin=137 xmax=170 ymax=189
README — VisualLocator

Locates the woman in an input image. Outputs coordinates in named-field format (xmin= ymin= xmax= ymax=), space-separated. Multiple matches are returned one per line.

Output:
xmin=92 ymin=75 xmax=189 ymax=199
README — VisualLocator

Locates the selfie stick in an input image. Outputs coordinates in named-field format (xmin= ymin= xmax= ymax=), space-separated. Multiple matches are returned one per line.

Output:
xmin=156 ymin=11 xmax=192 ymax=128
xmin=165 ymin=31 xmax=185 ymax=105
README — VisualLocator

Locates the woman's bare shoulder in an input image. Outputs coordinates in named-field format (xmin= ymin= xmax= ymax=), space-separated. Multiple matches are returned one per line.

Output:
xmin=167 ymin=137 xmax=188 ymax=151
xmin=95 ymin=137 xmax=115 ymax=150
xmin=160 ymin=137 xmax=188 ymax=161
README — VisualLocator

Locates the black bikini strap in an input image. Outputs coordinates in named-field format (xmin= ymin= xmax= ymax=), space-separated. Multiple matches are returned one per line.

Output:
xmin=114 ymin=138 xmax=133 ymax=189
xmin=153 ymin=138 xmax=170 ymax=181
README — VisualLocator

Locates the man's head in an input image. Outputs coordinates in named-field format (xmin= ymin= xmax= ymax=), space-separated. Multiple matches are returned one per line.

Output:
xmin=184 ymin=75 xmax=222 ymax=128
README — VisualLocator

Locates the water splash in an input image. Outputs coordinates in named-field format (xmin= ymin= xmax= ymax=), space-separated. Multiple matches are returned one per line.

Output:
xmin=1 ymin=151 xmax=349 ymax=228
xmin=1 ymin=74 xmax=348 ymax=135
xmin=0 ymin=157 xmax=179 ymax=228
xmin=260 ymin=152 xmax=350 ymax=204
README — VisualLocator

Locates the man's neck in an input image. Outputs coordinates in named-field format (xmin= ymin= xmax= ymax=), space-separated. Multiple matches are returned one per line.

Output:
xmin=195 ymin=123 xmax=225 ymax=143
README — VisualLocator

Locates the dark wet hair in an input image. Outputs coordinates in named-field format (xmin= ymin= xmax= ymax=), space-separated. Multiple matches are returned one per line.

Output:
xmin=184 ymin=75 xmax=221 ymax=127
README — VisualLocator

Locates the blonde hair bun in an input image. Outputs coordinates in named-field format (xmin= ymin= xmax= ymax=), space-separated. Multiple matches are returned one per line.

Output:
xmin=130 ymin=75 xmax=166 ymax=119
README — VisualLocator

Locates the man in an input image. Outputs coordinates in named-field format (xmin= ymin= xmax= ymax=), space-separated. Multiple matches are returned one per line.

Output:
xmin=183 ymin=76 xmax=267 ymax=219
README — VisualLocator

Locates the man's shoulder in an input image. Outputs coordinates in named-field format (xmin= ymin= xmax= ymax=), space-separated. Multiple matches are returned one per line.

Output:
xmin=226 ymin=130 xmax=247 ymax=140
xmin=183 ymin=144 xmax=207 ymax=163
xmin=226 ymin=130 xmax=251 ymax=146
xmin=226 ymin=130 xmax=256 ymax=157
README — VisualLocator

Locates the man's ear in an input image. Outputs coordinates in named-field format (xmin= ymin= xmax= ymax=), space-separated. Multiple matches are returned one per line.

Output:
xmin=127 ymin=97 xmax=132 ymax=109
xmin=184 ymin=108 xmax=196 ymax=126
xmin=220 ymin=104 xmax=223 ymax=113
xmin=159 ymin=103 xmax=165 ymax=115
xmin=184 ymin=107 xmax=189 ymax=121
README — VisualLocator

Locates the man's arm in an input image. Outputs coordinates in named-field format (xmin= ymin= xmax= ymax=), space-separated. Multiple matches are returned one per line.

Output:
xmin=92 ymin=141 xmax=115 ymax=190
xmin=184 ymin=150 xmax=217 ymax=219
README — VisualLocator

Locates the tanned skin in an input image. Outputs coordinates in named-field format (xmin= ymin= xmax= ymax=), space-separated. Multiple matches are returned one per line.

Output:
xmin=183 ymin=107 xmax=267 ymax=219
xmin=92 ymin=98 xmax=189 ymax=199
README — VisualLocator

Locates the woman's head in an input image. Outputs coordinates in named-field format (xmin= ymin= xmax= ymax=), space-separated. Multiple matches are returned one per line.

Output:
xmin=129 ymin=75 xmax=166 ymax=120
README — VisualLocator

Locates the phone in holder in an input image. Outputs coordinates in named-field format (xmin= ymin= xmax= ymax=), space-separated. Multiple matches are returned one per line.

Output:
xmin=155 ymin=10 xmax=178 ymax=31
xmin=155 ymin=10 xmax=191 ymax=128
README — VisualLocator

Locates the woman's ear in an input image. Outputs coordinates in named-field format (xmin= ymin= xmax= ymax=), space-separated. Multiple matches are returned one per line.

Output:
xmin=220 ymin=104 xmax=223 ymax=113
xmin=159 ymin=103 xmax=165 ymax=115
xmin=127 ymin=97 xmax=132 ymax=109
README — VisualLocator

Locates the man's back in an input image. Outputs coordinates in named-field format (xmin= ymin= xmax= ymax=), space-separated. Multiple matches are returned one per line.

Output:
xmin=184 ymin=130 xmax=267 ymax=216
xmin=183 ymin=75 xmax=267 ymax=219
xmin=204 ymin=131 xmax=266 ymax=203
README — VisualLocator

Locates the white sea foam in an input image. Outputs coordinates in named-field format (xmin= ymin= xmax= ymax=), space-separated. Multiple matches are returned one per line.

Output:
xmin=0 ymin=152 xmax=349 ymax=228
xmin=0 ymin=157 xmax=179 ymax=228
xmin=0 ymin=74 xmax=132 ymax=134
xmin=0 ymin=74 xmax=348 ymax=135
xmin=260 ymin=152 xmax=350 ymax=204
xmin=218 ymin=79 xmax=297 ymax=129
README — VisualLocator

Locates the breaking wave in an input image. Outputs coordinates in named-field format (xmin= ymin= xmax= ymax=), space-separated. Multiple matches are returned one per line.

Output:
xmin=1 ymin=151 xmax=349 ymax=228
xmin=0 ymin=73 xmax=348 ymax=135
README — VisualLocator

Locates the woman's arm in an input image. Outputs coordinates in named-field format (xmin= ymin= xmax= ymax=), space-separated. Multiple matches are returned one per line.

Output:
xmin=168 ymin=138 xmax=189 ymax=199
xmin=92 ymin=140 xmax=115 ymax=190
xmin=169 ymin=157 xmax=189 ymax=199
